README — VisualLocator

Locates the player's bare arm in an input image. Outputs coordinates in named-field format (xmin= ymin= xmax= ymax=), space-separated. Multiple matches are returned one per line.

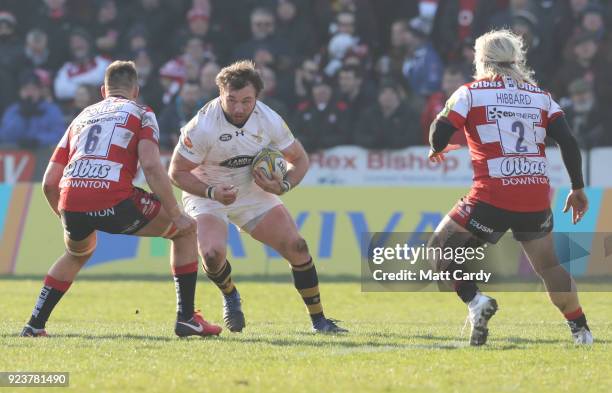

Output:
xmin=168 ymin=149 xmax=237 ymax=205
xmin=253 ymin=139 xmax=309 ymax=195
xmin=138 ymin=139 xmax=195 ymax=235
xmin=42 ymin=162 xmax=65 ymax=217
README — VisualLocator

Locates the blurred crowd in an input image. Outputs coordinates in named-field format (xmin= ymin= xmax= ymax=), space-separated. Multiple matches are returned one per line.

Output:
xmin=0 ymin=0 xmax=611 ymax=151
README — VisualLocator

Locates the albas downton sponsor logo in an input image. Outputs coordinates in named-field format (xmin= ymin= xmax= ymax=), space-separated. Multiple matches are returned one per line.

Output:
xmin=63 ymin=159 xmax=122 ymax=182
xmin=500 ymin=156 xmax=546 ymax=176
xmin=64 ymin=159 xmax=112 ymax=179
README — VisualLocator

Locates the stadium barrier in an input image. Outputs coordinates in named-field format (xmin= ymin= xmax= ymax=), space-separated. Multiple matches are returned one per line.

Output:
xmin=1 ymin=147 xmax=611 ymax=277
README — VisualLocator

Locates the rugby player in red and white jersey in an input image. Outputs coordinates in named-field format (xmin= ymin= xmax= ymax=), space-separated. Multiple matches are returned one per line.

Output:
xmin=20 ymin=61 xmax=221 ymax=338
xmin=428 ymin=30 xmax=592 ymax=345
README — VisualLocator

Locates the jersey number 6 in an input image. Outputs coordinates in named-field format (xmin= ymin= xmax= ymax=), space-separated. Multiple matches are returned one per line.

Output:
xmin=84 ymin=125 xmax=102 ymax=154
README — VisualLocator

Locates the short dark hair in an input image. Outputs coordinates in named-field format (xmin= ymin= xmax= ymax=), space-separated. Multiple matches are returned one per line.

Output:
xmin=215 ymin=60 xmax=264 ymax=96
xmin=104 ymin=60 xmax=138 ymax=90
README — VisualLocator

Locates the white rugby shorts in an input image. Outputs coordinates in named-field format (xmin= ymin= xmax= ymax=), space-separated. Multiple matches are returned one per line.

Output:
xmin=183 ymin=186 xmax=282 ymax=232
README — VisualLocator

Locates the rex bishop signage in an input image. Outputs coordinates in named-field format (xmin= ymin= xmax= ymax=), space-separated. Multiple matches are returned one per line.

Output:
xmin=302 ymin=146 xmax=473 ymax=186
xmin=302 ymin=145 xmax=578 ymax=187
xmin=0 ymin=151 xmax=36 ymax=183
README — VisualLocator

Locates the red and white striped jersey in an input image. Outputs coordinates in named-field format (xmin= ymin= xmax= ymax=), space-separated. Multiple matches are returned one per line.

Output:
xmin=440 ymin=76 xmax=563 ymax=212
xmin=51 ymin=97 xmax=160 ymax=212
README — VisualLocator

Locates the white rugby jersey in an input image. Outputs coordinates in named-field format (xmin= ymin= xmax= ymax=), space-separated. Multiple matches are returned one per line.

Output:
xmin=176 ymin=98 xmax=295 ymax=196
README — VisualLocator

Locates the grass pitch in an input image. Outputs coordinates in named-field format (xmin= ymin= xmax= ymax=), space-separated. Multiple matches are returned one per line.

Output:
xmin=1 ymin=278 xmax=611 ymax=393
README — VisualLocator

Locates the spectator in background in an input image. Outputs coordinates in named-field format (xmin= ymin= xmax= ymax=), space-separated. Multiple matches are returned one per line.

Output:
xmin=174 ymin=8 xmax=227 ymax=64
xmin=191 ymin=0 xmax=232 ymax=38
xmin=510 ymin=11 xmax=551 ymax=87
xmin=132 ymin=49 xmax=163 ymax=112
xmin=165 ymin=34 xmax=213 ymax=87
xmin=17 ymin=29 xmax=62 ymax=74
xmin=330 ymin=11 xmax=360 ymax=44
xmin=0 ymin=11 xmax=23 ymax=71
xmin=0 ymin=72 xmax=65 ymax=148
xmin=92 ymin=0 xmax=124 ymax=58
xmin=552 ymin=0 xmax=592 ymax=65
xmin=402 ymin=16 xmax=443 ymax=97
xmin=233 ymin=6 xmax=295 ymax=79
xmin=488 ymin=0 xmax=538 ymax=30
xmin=580 ymin=3 xmax=612 ymax=74
xmin=0 ymin=11 xmax=21 ymax=115
xmin=552 ymin=31 xmax=606 ymax=102
xmin=457 ymin=36 xmax=476 ymax=78
xmin=315 ymin=0 xmax=378 ymax=51
xmin=67 ymin=83 xmax=98 ymax=119
xmin=323 ymin=11 xmax=372 ymax=76
xmin=342 ymin=45 xmax=373 ymax=76
xmin=294 ymin=76 xmax=350 ymax=152
xmin=337 ymin=65 xmax=375 ymax=130
xmin=129 ymin=0 xmax=179 ymax=60
xmin=123 ymin=25 xmax=150 ymax=58
xmin=420 ymin=65 xmax=467 ymax=144
xmin=158 ymin=56 xmax=186 ymax=106
xmin=34 ymin=68 xmax=54 ymax=102
xmin=431 ymin=0 xmax=498 ymax=62
xmin=259 ymin=66 xmax=290 ymax=121
xmin=184 ymin=57 xmax=201 ymax=83
xmin=294 ymin=57 xmax=320 ymax=104
xmin=324 ymin=31 xmax=359 ymax=77
xmin=65 ymin=0 xmax=98 ymax=26
xmin=564 ymin=78 xmax=609 ymax=147
xmin=54 ymin=28 xmax=110 ymax=101
xmin=581 ymin=3 xmax=606 ymax=39
xmin=370 ymin=0 xmax=419 ymax=54
xmin=375 ymin=19 xmax=410 ymax=84
xmin=158 ymin=81 xmax=202 ymax=149
xmin=276 ymin=0 xmax=315 ymax=56
xmin=183 ymin=35 xmax=215 ymax=69
xmin=354 ymin=83 xmax=420 ymax=149
xmin=30 ymin=0 xmax=75 ymax=62
xmin=199 ymin=61 xmax=220 ymax=102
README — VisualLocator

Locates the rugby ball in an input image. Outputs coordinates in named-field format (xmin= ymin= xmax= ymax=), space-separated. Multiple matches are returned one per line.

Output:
xmin=251 ymin=147 xmax=287 ymax=181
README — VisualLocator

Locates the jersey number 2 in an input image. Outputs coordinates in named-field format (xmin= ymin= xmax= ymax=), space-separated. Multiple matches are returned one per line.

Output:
xmin=511 ymin=121 xmax=527 ymax=153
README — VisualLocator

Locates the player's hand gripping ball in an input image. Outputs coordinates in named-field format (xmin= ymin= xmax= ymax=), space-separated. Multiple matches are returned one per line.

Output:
xmin=251 ymin=147 xmax=287 ymax=181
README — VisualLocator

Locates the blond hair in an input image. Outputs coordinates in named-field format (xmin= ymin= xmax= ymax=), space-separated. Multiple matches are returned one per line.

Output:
xmin=473 ymin=29 xmax=536 ymax=85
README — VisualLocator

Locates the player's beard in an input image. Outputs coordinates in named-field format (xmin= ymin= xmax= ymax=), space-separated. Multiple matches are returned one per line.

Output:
xmin=225 ymin=108 xmax=254 ymax=128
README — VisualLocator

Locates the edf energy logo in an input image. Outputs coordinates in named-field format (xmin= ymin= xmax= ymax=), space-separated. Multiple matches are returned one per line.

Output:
xmin=488 ymin=107 xmax=504 ymax=120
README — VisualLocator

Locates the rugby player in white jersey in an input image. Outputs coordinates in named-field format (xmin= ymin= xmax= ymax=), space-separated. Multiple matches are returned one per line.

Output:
xmin=169 ymin=60 xmax=347 ymax=333
xmin=428 ymin=30 xmax=592 ymax=345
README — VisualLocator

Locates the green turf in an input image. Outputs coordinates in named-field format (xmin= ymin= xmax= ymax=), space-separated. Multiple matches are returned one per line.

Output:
xmin=1 ymin=278 xmax=611 ymax=393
